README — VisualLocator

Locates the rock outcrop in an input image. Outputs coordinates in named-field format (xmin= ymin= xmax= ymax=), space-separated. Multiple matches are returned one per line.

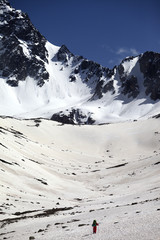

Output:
xmin=0 ymin=0 xmax=49 ymax=87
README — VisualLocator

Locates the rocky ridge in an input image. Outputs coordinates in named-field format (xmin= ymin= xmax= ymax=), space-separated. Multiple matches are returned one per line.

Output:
xmin=0 ymin=0 xmax=49 ymax=87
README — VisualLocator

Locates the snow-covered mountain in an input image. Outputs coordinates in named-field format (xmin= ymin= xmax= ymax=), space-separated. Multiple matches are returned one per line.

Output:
xmin=1 ymin=2 xmax=160 ymax=239
xmin=0 ymin=116 xmax=160 ymax=240
xmin=0 ymin=0 xmax=160 ymax=124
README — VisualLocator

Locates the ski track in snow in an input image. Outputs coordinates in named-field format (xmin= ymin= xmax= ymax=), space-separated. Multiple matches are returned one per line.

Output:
xmin=0 ymin=117 xmax=160 ymax=239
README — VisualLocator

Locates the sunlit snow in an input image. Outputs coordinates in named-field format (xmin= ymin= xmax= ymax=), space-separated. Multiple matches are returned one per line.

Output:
xmin=0 ymin=117 xmax=160 ymax=239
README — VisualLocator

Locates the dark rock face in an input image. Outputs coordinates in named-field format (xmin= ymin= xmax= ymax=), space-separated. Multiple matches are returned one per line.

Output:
xmin=121 ymin=75 xmax=139 ymax=98
xmin=79 ymin=60 xmax=106 ymax=79
xmin=51 ymin=111 xmax=75 ymax=125
xmin=54 ymin=46 xmax=116 ymax=102
xmin=73 ymin=59 xmax=115 ymax=100
xmin=153 ymin=113 xmax=160 ymax=119
xmin=69 ymin=75 xmax=76 ymax=82
xmin=56 ymin=45 xmax=73 ymax=62
xmin=120 ymin=74 xmax=139 ymax=98
xmin=80 ymin=60 xmax=96 ymax=70
xmin=103 ymin=80 xmax=115 ymax=94
xmin=139 ymin=51 xmax=160 ymax=100
xmin=117 ymin=52 xmax=160 ymax=100
xmin=51 ymin=109 xmax=95 ymax=125
xmin=118 ymin=62 xmax=139 ymax=98
xmin=0 ymin=0 xmax=49 ymax=86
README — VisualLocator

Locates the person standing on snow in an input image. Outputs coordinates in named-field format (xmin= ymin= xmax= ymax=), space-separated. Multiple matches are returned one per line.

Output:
xmin=92 ymin=220 xmax=99 ymax=233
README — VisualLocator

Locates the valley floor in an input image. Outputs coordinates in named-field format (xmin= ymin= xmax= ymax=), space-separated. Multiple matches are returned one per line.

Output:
xmin=0 ymin=117 xmax=160 ymax=239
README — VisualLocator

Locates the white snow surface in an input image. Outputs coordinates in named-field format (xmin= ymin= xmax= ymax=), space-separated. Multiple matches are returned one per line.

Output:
xmin=0 ymin=117 xmax=160 ymax=239
xmin=122 ymin=57 xmax=139 ymax=75
xmin=0 ymin=40 xmax=160 ymax=123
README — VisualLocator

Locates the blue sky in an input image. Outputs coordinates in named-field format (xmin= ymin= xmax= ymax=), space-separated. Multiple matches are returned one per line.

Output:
xmin=9 ymin=0 xmax=160 ymax=68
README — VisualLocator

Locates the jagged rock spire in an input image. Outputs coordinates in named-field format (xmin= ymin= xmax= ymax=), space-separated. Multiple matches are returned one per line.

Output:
xmin=0 ymin=0 xmax=49 ymax=86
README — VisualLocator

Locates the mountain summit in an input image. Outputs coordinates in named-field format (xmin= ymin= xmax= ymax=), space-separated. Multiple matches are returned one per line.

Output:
xmin=0 ymin=0 xmax=48 ymax=86
xmin=0 ymin=0 xmax=160 ymax=124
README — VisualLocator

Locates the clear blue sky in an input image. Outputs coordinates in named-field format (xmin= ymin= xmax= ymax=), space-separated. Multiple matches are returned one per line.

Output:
xmin=9 ymin=0 xmax=160 ymax=68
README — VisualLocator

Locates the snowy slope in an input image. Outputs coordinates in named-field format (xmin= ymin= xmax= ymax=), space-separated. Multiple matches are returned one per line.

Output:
xmin=0 ymin=117 xmax=160 ymax=239
xmin=0 ymin=40 xmax=160 ymax=124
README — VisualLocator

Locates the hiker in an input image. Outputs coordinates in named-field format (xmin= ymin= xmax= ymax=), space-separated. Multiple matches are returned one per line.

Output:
xmin=92 ymin=219 xmax=99 ymax=234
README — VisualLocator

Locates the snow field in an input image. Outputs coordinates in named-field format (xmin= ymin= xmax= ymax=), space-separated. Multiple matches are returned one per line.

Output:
xmin=0 ymin=117 xmax=160 ymax=239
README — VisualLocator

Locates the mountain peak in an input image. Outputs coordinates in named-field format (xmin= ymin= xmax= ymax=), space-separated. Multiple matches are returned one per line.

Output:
xmin=0 ymin=0 xmax=11 ymax=6
xmin=0 ymin=0 xmax=12 ymax=17
xmin=55 ymin=44 xmax=73 ymax=62
xmin=0 ymin=0 xmax=49 ymax=86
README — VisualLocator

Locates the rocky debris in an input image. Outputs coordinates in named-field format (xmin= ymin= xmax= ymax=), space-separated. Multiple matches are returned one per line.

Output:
xmin=153 ymin=113 xmax=160 ymax=119
xmin=29 ymin=237 xmax=35 ymax=240
xmin=51 ymin=109 xmax=95 ymax=125
xmin=106 ymin=163 xmax=128 ymax=169
xmin=51 ymin=110 xmax=75 ymax=125
xmin=0 ymin=159 xmax=12 ymax=165
xmin=0 ymin=207 xmax=73 ymax=228
xmin=69 ymin=74 xmax=76 ymax=82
